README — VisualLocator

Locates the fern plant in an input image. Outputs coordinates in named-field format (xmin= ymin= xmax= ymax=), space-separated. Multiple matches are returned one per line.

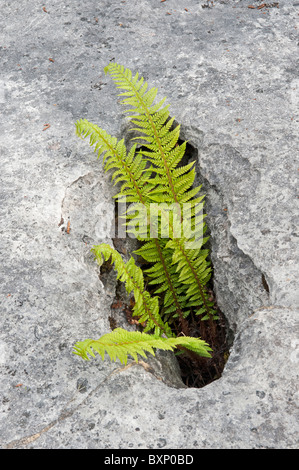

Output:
xmin=73 ymin=63 xmax=217 ymax=365
xmin=74 ymin=245 xmax=212 ymax=364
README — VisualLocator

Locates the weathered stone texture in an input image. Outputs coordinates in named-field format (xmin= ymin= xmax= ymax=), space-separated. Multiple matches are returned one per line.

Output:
xmin=0 ymin=0 xmax=298 ymax=449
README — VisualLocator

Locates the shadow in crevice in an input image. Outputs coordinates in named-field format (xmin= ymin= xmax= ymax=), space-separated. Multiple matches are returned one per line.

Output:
xmin=173 ymin=139 xmax=231 ymax=388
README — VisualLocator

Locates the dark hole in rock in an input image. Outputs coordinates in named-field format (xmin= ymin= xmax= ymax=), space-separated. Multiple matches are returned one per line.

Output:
xmin=175 ymin=271 xmax=230 ymax=389
xmin=99 ymin=258 xmax=113 ymax=277
xmin=111 ymin=134 xmax=231 ymax=388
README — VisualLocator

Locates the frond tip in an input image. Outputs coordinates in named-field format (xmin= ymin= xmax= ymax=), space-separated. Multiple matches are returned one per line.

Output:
xmin=92 ymin=243 xmax=173 ymax=337
xmin=73 ymin=328 xmax=212 ymax=365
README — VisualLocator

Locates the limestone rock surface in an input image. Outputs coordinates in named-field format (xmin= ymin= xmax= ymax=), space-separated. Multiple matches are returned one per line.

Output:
xmin=0 ymin=0 xmax=298 ymax=449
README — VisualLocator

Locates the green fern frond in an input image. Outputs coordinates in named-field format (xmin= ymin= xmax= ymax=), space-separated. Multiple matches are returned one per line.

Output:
xmin=104 ymin=64 xmax=214 ymax=317
xmin=138 ymin=200 xmax=214 ymax=319
xmin=134 ymin=239 xmax=188 ymax=323
xmin=76 ymin=118 xmax=154 ymax=205
xmin=92 ymin=243 xmax=173 ymax=337
xmin=75 ymin=63 xmax=219 ymax=369
xmin=165 ymin=237 xmax=218 ymax=319
xmin=75 ymin=118 xmax=187 ymax=313
xmin=104 ymin=63 xmax=192 ymax=207
xmin=73 ymin=327 xmax=212 ymax=365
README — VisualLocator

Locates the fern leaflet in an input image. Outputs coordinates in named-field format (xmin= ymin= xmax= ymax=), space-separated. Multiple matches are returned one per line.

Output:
xmin=73 ymin=327 xmax=212 ymax=365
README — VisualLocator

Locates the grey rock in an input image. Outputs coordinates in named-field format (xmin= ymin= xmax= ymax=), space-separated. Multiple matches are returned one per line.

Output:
xmin=0 ymin=0 xmax=298 ymax=449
